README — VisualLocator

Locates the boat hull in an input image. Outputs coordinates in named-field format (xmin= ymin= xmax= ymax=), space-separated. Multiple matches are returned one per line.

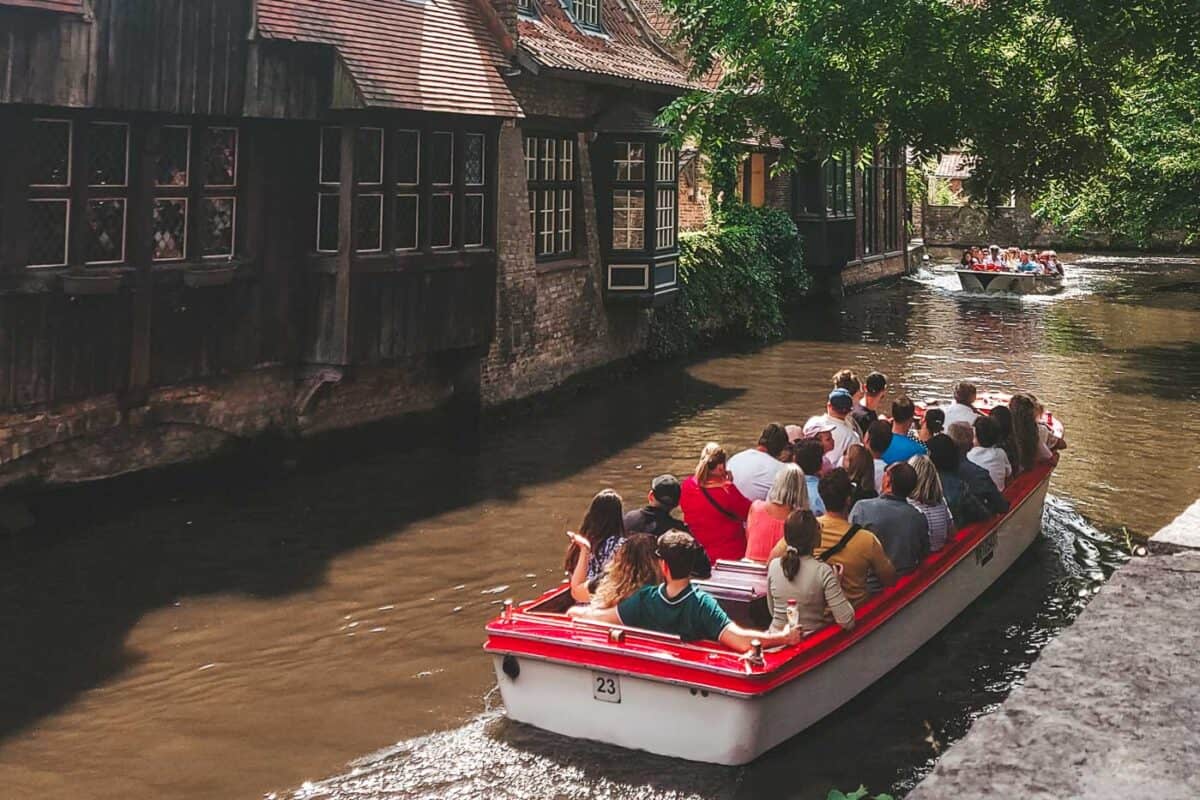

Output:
xmin=956 ymin=269 xmax=1062 ymax=295
xmin=492 ymin=474 xmax=1051 ymax=764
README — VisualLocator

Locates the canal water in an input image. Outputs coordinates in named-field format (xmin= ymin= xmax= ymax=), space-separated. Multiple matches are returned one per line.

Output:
xmin=2 ymin=256 xmax=1199 ymax=799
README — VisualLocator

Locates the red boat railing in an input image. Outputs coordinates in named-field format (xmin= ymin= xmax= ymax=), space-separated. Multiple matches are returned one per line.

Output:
xmin=484 ymin=462 xmax=1054 ymax=697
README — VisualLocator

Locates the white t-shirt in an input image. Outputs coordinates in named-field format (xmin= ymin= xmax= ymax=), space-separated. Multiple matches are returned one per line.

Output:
xmin=968 ymin=445 xmax=1012 ymax=491
xmin=727 ymin=448 xmax=785 ymax=502
xmin=805 ymin=413 xmax=861 ymax=469
xmin=943 ymin=402 xmax=981 ymax=430
xmin=873 ymin=458 xmax=887 ymax=491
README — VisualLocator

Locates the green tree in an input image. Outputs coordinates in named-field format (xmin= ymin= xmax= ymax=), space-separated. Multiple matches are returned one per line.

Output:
xmin=1034 ymin=64 xmax=1200 ymax=246
xmin=657 ymin=0 xmax=1199 ymax=208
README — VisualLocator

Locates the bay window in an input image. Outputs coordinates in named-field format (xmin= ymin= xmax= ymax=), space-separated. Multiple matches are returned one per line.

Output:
xmin=595 ymin=133 xmax=680 ymax=306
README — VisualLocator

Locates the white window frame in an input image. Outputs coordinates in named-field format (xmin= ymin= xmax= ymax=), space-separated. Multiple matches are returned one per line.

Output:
xmin=157 ymin=125 xmax=192 ymax=188
xmin=657 ymin=143 xmax=676 ymax=182
xmin=396 ymin=129 xmax=421 ymax=185
xmin=26 ymin=198 xmax=70 ymax=268
xmin=151 ymin=196 xmax=189 ymax=262
xmin=464 ymin=133 xmax=486 ymax=187
xmin=30 ymin=118 xmax=72 ymax=188
xmin=464 ymin=192 xmax=485 ymax=247
xmin=316 ymin=192 xmax=339 ymax=253
xmin=205 ymin=126 xmax=239 ymax=188
xmin=354 ymin=192 xmax=384 ymax=253
xmin=559 ymin=138 xmax=574 ymax=181
xmin=201 ymin=196 xmax=237 ymax=259
xmin=84 ymin=198 xmax=128 ymax=265
xmin=558 ymin=188 xmax=573 ymax=253
xmin=573 ymin=0 xmax=600 ymax=28
xmin=87 ymin=121 xmax=130 ymax=189
xmin=395 ymin=192 xmax=420 ymax=251
xmin=539 ymin=188 xmax=555 ymax=254
xmin=541 ymin=138 xmax=556 ymax=182
xmin=356 ymin=127 xmax=385 ymax=186
xmin=431 ymin=192 xmax=454 ymax=249
xmin=656 ymin=188 xmax=676 ymax=249
xmin=614 ymin=141 xmax=645 ymax=182
xmin=431 ymin=131 xmax=454 ymax=185
xmin=612 ymin=189 xmax=645 ymax=250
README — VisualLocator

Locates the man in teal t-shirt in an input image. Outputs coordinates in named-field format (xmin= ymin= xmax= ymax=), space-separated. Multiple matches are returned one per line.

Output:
xmin=569 ymin=531 xmax=801 ymax=651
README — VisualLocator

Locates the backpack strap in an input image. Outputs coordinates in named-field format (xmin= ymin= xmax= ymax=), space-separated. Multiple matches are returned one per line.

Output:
xmin=819 ymin=524 xmax=863 ymax=562
xmin=698 ymin=485 xmax=743 ymax=522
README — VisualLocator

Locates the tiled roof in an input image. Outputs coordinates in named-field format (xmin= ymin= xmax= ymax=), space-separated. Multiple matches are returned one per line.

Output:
xmin=0 ymin=0 xmax=84 ymax=12
xmin=256 ymin=0 xmax=522 ymax=118
xmin=519 ymin=0 xmax=693 ymax=91
xmin=934 ymin=152 xmax=973 ymax=179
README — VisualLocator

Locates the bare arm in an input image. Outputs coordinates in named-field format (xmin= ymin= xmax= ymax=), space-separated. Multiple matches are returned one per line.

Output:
xmin=567 ymin=533 xmax=592 ymax=603
xmin=768 ymin=537 xmax=789 ymax=562
xmin=566 ymin=603 xmax=621 ymax=624
xmin=719 ymin=622 xmax=801 ymax=653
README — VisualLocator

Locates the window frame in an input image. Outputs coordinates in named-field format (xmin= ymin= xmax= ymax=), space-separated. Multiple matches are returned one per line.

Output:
xmin=312 ymin=120 xmax=496 ymax=259
xmin=569 ymin=0 xmax=601 ymax=30
xmin=524 ymin=132 xmax=579 ymax=262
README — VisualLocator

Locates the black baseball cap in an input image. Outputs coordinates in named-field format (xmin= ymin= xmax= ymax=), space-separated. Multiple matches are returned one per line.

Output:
xmin=650 ymin=474 xmax=682 ymax=508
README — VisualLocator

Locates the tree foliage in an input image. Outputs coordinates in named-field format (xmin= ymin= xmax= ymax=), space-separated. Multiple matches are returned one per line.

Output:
xmin=657 ymin=0 xmax=1200 ymax=209
xmin=1034 ymin=64 xmax=1200 ymax=246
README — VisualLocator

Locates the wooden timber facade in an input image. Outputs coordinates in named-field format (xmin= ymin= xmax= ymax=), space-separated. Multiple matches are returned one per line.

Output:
xmin=0 ymin=0 xmax=907 ymax=489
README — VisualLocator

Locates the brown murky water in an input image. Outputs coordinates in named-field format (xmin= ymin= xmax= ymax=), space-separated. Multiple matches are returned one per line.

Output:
xmin=1 ymin=255 xmax=1198 ymax=800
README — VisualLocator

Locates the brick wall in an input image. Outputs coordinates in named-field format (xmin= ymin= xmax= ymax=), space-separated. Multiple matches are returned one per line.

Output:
xmin=481 ymin=78 xmax=652 ymax=406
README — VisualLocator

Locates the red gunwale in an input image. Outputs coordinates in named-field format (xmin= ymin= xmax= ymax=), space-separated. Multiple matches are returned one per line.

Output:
xmin=484 ymin=462 xmax=1054 ymax=698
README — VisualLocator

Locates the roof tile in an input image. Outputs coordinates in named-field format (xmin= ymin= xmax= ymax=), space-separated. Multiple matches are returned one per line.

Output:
xmin=0 ymin=0 xmax=85 ymax=13
xmin=519 ymin=0 xmax=693 ymax=90
xmin=257 ymin=0 xmax=522 ymax=118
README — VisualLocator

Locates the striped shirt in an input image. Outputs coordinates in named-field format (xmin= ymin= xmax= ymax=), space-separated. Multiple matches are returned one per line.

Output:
xmin=909 ymin=498 xmax=954 ymax=552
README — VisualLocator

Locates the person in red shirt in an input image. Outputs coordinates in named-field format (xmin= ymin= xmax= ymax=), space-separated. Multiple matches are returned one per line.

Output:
xmin=679 ymin=442 xmax=753 ymax=562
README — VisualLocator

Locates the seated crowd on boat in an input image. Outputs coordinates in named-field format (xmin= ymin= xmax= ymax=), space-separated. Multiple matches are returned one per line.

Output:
xmin=562 ymin=372 xmax=1065 ymax=655
xmin=961 ymin=244 xmax=1064 ymax=275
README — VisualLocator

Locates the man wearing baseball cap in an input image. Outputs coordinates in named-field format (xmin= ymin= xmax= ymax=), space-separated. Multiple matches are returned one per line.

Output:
xmin=804 ymin=389 xmax=862 ymax=470
xmin=623 ymin=474 xmax=711 ymax=577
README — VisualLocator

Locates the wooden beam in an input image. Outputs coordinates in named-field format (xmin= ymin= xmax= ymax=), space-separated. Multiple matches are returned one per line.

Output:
xmin=330 ymin=122 xmax=356 ymax=365
xmin=125 ymin=121 xmax=157 ymax=406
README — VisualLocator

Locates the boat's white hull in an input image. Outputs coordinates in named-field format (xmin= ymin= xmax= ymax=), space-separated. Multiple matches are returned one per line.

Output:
xmin=957 ymin=270 xmax=1062 ymax=295
xmin=493 ymin=476 xmax=1050 ymax=764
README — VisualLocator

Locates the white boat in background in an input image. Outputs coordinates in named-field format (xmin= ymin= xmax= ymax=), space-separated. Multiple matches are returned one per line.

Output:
xmin=485 ymin=430 xmax=1057 ymax=764
xmin=956 ymin=268 xmax=1063 ymax=295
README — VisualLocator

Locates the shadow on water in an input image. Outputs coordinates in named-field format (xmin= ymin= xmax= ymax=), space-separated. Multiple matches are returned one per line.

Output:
xmin=286 ymin=497 xmax=1128 ymax=800
xmin=1109 ymin=341 xmax=1200 ymax=402
xmin=0 ymin=366 xmax=745 ymax=743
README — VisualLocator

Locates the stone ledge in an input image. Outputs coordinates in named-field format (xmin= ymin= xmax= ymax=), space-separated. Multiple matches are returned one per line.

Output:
xmin=1149 ymin=497 xmax=1200 ymax=552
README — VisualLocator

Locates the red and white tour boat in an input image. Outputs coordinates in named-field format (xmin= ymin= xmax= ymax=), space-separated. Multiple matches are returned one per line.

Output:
xmin=484 ymin=402 xmax=1059 ymax=765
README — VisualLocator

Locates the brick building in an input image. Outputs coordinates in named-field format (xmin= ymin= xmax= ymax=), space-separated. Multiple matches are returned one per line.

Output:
xmin=0 ymin=0 xmax=909 ymax=489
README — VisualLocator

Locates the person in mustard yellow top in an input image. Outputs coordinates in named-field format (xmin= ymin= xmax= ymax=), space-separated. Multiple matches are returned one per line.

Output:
xmin=775 ymin=467 xmax=896 ymax=606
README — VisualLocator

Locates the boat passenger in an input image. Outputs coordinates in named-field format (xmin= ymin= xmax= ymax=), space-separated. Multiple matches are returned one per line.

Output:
xmin=1034 ymin=396 xmax=1067 ymax=452
xmin=917 ymin=407 xmax=945 ymax=444
xmin=745 ymin=464 xmax=809 ymax=562
xmin=960 ymin=249 xmax=974 ymax=268
xmin=943 ymin=381 xmax=982 ymax=429
xmin=832 ymin=370 xmax=866 ymax=436
xmin=926 ymin=433 xmax=991 ymax=528
xmin=679 ymin=442 xmax=753 ymax=562
xmin=882 ymin=396 xmax=927 ymax=463
xmin=851 ymin=371 xmax=888 ymax=434
xmin=565 ymin=489 xmax=627 ymax=602
xmin=1004 ymin=247 xmax=1021 ymax=271
xmin=569 ymin=531 xmax=803 ymax=651
xmin=791 ymin=438 xmax=827 ymax=516
xmin=842 ymin=444 xmax=878 ymax=507
xmin=907 ymin=455 xmax=955 ymax=551
xmin=1045 ymin=251 xmax=1064 ymax=275
xmin=968 ymin=415 xmax=1012 ymax=491
xmin=588 ymin=533 xmax=661 ymax=610
xmin=864 ymin=419 xmax=892 ymax=489
xmin=1018 ymin=251 xmax=1039 ymax=272
xmin=801 ymin=418 xmax=839 ymax=474
xmin=623 ymin=474 xmax=712 ymax=578
xmin=803 ymin=468 xmax=897 ymax=607
xmin=987 ymin=405 xmax=1021 ymax=478
xmin=727 ymin=423 xmax=790 ymax=501
xmin=849 ymin=462 xmax=931 ymax=582
xmin=1009 ymin=393 xmax=1056 ymax=471
xmin=766 ymin=510 xmax=855 ymax=633
xmin=984 ymin=244 xmax=1005 ymax=268
xmin=804 ymin=388 xmax=862 ymax=467
xmin=947 ymin=422 xmax=1011 ymax=516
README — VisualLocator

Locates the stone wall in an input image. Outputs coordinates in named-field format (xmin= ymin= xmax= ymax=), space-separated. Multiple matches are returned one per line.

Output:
xmin=480 ymin=77 xmax=653 ymax=406
xmin=840 ymin=248 xmax=914 ymax=290
xmin=923 ymin=197 xmax=1111 ymax=249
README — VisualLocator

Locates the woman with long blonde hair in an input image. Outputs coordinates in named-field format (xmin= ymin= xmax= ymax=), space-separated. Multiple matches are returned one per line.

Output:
xmin=590 ymin=533 xmax=661 ymax=609
xmin=907 ymin=454 xmax=955 ymax=550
